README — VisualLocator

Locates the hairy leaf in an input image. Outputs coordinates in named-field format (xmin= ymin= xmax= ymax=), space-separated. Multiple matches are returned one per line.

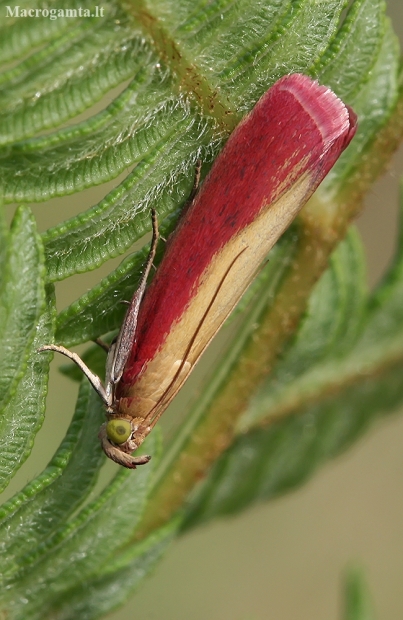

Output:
xmin=2 ymin=431 xmax=160 ymax=619
xmin=43 ymin=519 xmax=179 ymax=620
xmin=0 ymin=380 xmax=105 ymax=581
xmin=0 ymin=207 xmax=51 ymax=491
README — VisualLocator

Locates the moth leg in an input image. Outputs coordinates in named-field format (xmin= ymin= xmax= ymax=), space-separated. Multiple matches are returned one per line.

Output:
xmin=130 ymin=208 xmax=159 ymax=306
xmin=188 ymin=158 xmax=202 ymax=202
xmin=149 ymin=208 xmax=159 ymax=271
xmin=177 ymin=159 xmax=202 ymax=223
xmin=38 ymin=344 xmax=110 ymax=406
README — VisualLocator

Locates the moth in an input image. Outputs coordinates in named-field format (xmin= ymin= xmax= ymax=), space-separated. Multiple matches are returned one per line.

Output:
xmin=40 ymin=74 xmax=357 ymax=468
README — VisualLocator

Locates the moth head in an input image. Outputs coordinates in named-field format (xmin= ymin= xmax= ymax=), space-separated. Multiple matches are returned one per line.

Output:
xmin=106 ymin=418 xmax=132 ymax=444
xmin=98 ymin=421 xmax=151 ymax=469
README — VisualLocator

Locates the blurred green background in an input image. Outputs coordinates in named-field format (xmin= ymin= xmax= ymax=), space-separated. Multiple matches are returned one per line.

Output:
xmin=4 ymin=2 xmax=403 ymax=618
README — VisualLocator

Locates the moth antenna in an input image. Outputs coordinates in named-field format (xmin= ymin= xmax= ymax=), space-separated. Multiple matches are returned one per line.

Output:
xmin=38 ymin=344 xmax=110 ymax=406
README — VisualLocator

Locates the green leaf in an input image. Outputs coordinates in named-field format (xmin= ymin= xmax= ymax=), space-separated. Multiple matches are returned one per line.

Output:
xmin=344 ymin=567 xmax=376 ymax=620
xmin=0 ymin=207 xmax=50 ymax=491
xmin=42 ymin=134 xmax=204 ymax=281
xmin=0 ymin=207 xmax=46 ymax=409
xmin=0 ymin=0 xmax=94 ymax=64
xmin=321 ymin=16 xmax=399 ymax=194
xmin=2 ymin=431 xmax=160 ymax=619
xmin=0 ymin=7 xmax=145 ymax=142
xmin=316 ymin=0 xmax=384 ymax=100
xmin=44 ymin=519 xmax=180 ymax=620
xmin=0 ymin=380 xmax=105 ymax=580
xmin=0 ymin=202 xmax=7 ymax=283
xmin=202 ymin=0 xmax=347 ymax=108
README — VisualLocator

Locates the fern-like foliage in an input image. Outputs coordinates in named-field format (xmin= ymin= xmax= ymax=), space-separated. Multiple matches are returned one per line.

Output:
xmin=0 ymin=0 xmax=403 ymax=618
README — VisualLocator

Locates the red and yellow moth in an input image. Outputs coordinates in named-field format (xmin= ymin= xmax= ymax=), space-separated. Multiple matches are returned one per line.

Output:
xmin=41 ymin=74 xmax=357 ymax=468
